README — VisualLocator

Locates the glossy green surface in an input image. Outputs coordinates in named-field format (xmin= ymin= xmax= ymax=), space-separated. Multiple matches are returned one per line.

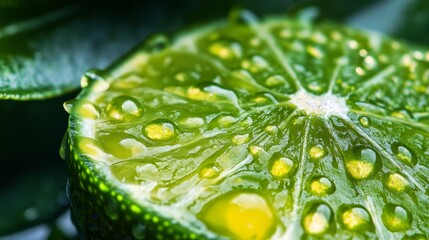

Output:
xmin=0 ymin=1 xmax=176 ymax=100
xmin=66 ymin=13 xmax=429 ymax=239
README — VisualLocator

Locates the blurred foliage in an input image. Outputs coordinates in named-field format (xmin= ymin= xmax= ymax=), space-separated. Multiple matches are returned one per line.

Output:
xmin=0 ymin=93 xmax=74 ymax=236
xmin=0 ymin=0 xmax=75 ymax=28
xmin=397 ymin=0 xmax=429 ymax=46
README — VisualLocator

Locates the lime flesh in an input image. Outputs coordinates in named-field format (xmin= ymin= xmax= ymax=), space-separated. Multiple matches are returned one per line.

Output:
xmin=66 ymin=13 xmax=429 ymax=240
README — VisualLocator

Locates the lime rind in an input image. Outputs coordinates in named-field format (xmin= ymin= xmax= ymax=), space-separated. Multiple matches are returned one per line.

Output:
xmin=67 ymin=14 xmax=429 ymax=239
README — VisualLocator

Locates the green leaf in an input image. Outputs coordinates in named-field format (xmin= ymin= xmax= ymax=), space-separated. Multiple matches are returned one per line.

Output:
xmin=0 ymin=1 xmax=173 ymax=100
xmin=397 ymin=0 xmax=429 ymax=46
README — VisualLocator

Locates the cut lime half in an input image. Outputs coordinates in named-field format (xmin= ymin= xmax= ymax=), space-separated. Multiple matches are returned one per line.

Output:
xmin=64 ymin=12 xmax=429 ymax=240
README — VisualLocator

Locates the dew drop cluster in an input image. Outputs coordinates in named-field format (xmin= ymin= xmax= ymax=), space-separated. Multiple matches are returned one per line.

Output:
xmin=67 ymin=14 xmax=429 ymax=239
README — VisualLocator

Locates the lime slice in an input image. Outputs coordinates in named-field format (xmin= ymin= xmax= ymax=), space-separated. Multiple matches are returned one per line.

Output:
xmin=64 ymin=11 xmax=429 ymax=240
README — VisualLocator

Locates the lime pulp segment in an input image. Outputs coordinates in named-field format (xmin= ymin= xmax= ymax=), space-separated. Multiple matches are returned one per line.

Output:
xmin=66 ymin=15 xmax=429 ymax=239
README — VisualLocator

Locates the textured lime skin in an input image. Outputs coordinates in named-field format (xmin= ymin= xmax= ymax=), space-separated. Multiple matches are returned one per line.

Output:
xmin=65 ymin=137 xmax=208 ymax=240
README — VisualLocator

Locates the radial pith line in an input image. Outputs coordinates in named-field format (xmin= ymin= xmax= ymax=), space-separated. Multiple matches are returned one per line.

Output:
xmin=350 ymin=109 xmax=429 ymax=134
xmin=323 ymin=119 xmax=390 ymax=240
xmin=327 ymin=58 xmax=346 ymax=94
xmin=253 ymin=24 xmax=304 ymax=90
xmin=282 ymin=119 xmax=310 ymax=239
xmin=361 ymin=194 xmax=390 ymax=240
xmin=143 ymin=130 xmax=228 ymax=159
xmin=354 ymin=66 xmax=396 ymax=95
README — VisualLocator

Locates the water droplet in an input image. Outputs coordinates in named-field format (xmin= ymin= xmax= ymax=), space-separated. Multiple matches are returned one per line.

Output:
xmin=144 ymin=119 xmax=178 ymax=142
xmin=106 ymin=96 xmax=144 ymax=122
xmin=229 ymin=9 xmax=259 ymax=25
xmin=80 ymin=69 xmax=109 ymax=91
xmin=359 ymin=49 xmax=368 ymax=57
xmin=209 ymin=41 xmax=242 ymax=60
xmin=363 ymin=56 xmax=377 ymax=70
xmin=269 ymin=155 xmax=295 ymax=179
xmin=78 ymin=137 xmax=104 ymax=159
xmin=250 ymin=92 xmax=278 ymax=104
xmin=99 ymin=132 xmax=146 ymax=159
xmin=187 ymin=83 xmax=241 ymax=110
xmin=232 ymin=133 xmax=250 ymax=145
xmin=355 ymin=67 xmax=365 ymax=76
xmin=308 ymin=176 xmax=335 ymax=196
xmin=187 ymin=86 xmax=219 ymax=101
xmin=111 ymin=73 xmax=145 ymax=89
xmin=401 ymin=55 xmax=415 ymax=68
xmin=73 ymin=100 xmax=101 ymax=120
xmin=310 ymin=32 xmax=327 ymax=44
xmin=382 ymin=204 xmax=412 ymax=232
xmin=358 ymin=116 xmax=370 ymax=127
xmin=142 ymin=34 xmax=170 ymax=53
xmin=249 ymin=37 xmax=261 ymax=47
xmin=309 ymin=145 xmax=325 ymax=160
xmin=391 ymin=109 xmax=413 ymax=119
xmin=302 ymin=202 xmax=333 ymax=236
xmin=347 ymin=40 xmax=359 ymax=49
xmin=345 ymin=147 xmax=380 ymax=180
xmin=264 ymin=125 xmax=278 ymax=135
xmin=265 ymin=75 xmax=287 ymax=87
xmin=307 ymin=46 xmax=323 ymax=59
xmin=211 ymin=115 xmax=238 ymax=128
xmin=249 ymin=145 xmax=264 ymax=156
xmin=307 ymin=82 xmax=323 ymax=93
xmin=63 ymin=100 xmax=74 ymax=114
xmin=384 ymin=173 xmax=409 ymax=192
xmin=391 ymin=143 xmax=417 ymax=166
xmin=279 ymin=28 xmax=292 ymax=38
xmin=240 ymin=116 xmax=253 ymax=127
xmin=174 ymin=71 xmax=201 ymax=82
xmin=132 ymin=223 xmax=146 ymax=240
xmin=241 ymin=55 xmax=270 ymax=73
xmin=202 ymin=191 xmax=275 ymax=240
xmin=179 ymin=117 xmax=205 ymax=129
xmin=199 ymin=164 xmax=221 ymax=179
xmin=340 ymin=205 xmax=372 ymax=232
